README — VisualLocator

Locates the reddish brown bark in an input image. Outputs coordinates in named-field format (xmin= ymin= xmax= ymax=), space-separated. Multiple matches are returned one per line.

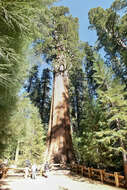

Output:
xmin=45 ymin=70 xmax=75 ymax=166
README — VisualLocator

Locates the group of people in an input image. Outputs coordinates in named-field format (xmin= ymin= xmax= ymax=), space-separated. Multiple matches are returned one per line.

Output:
xmin=24 ymin=163 xmax=37 ymax=179
xmin=24 ymin=162 xmax=49 ymax=179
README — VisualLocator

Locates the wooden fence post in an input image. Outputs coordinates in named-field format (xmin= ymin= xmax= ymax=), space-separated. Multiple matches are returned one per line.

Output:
xmin=114 ymin=172 xmax=119 ymax=187
xmin=100 ymin=170 xmax=104 ymax=183
xmin=91 ymin=168 xmax=93 ymax=178
xmin=81 ymin=166 xmax=84 ymax=176
xmin=88 ymin=167 xmax=92 ymax=178
xmin=76 ymin=164 xmax=78 ymax=174
xmin=77 ymin=165 xmax=79 ymax=174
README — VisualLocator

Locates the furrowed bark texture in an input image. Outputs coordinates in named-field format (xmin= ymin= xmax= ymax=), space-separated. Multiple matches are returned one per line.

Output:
xmin=46 ymin=70 xmax=75 ymax=166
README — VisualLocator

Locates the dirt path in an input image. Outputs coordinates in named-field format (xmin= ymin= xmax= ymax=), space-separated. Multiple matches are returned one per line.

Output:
xmin=0 ymin=173 xmax=126 ymax=190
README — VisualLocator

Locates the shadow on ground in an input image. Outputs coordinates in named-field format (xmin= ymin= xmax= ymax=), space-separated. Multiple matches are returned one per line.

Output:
xmin=68 ymin=172 xmax=102 ymax=184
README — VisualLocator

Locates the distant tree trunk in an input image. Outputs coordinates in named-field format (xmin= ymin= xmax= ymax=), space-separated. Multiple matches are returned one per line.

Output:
xmin=46 ymin=69 xmax=76 ymax=166
xmin=119 ymin=138 xmax=127 ymax=187
xmin=75 ymin=87 xmax=80 ymax=133
xmin=122 ymin=149 xmax=127 ymax=187
xmin=116 ymin=118 xmax=127 ymax=187
xmin=15 ymin=140 xmax=20 ymax=165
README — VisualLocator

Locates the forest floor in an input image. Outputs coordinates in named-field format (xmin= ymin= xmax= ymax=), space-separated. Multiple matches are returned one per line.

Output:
xmin=0 ymin=171 xmax=126 ymax=190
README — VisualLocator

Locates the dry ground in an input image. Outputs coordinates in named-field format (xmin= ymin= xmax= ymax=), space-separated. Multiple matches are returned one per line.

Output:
xmin=0 ymin=171 xmax=126 ymax=190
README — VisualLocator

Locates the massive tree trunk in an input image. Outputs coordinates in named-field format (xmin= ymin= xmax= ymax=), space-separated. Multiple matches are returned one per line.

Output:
xmin=46 ymin=69 xmax=75 ymax=166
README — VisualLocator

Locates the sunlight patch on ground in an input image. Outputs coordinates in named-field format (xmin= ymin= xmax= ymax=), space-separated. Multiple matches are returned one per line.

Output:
xmin=0 ymin=173 xmax=126 ymax=190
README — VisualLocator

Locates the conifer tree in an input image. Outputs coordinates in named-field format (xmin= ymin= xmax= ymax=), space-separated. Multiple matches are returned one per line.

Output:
xmin=93 ymin=56 xmax=127 ymax=185
xmin=88 ymin=2 xmax=127 ymax=183
xmin=26 ymin=65 xmax=52 ymax=130
xmin=1 ymin=95 xmax=45 ymax=165
xmin=88 ymin=1 xmax=127 ymax=85
xmin=69 ymin=65 xmax=86 ymax=136
xmin=83 ymin=43 xmax=97 ymax=98
xmin=35 ymin=6 xmax=79 ymax=166
xmin=72 ymin=52 xmax=107 ymax=167
xmin=39 ymin=68 xmax=51 ymax=128
xmin=0 ymin=0 xmax=57 ymax=153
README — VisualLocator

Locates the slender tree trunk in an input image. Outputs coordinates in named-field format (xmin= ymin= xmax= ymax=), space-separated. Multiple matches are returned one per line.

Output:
xmin=46 ymin=70 xmax=76 ymax=166
xmin=122 ymin=150 xmax=127 ymax=187
xmin=15 ymin=140 xmax=20 ymax=165
xmin=40 ymin=81 xmax=46 ymax=120
xmin=119 ymin=138 xmax=127 ymax=187
xmin=75 ymin=87 xmax=80 ymax=133
xmin=116 ymin=118 xmax=127 ymax=187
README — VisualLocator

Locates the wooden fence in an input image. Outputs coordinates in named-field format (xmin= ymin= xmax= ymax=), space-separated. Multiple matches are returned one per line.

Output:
xmin=0 ymin=164 xmax=125 ymax=188
xmin=0 ymin=167 xmax=9 ymax=179
xmin=70 ymin=164 xmax=125 ymax=188
xmin=0 ymin=167 xmax=26 ymax=179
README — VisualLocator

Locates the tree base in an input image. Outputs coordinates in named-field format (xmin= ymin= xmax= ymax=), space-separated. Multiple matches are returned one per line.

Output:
xmin=49 ymin=168 xmax=71 ymax=176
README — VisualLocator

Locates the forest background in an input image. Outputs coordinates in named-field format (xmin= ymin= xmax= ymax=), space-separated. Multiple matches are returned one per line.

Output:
xmin=0 ymin=0 xmax=127 ymax=182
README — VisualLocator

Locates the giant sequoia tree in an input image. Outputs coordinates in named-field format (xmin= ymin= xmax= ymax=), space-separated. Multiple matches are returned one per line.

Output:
xmin=35 ymin=6 xmax=79 ymax=165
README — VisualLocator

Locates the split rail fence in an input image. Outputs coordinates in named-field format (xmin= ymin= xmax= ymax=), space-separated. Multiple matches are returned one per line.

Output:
xmin=0 ymin=167 xmax=44 ymax=179
xmin=0 ymin=164 xmax=126 ymax=188
xmin=70 ymin=164 xmax=125 ymax=188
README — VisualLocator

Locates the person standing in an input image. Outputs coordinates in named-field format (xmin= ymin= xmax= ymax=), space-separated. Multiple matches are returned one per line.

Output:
xmin=44 ymin=162 xmax=49 ymax=177
xmin=31 ymin=163 xmax=37 ymax=179
xmin=24 ymin=166 xmax=29 ymax=179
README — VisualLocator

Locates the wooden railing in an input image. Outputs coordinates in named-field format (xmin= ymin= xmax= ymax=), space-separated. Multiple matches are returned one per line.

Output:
xmin=70 ymin=164 xmax=125 ymax=188
xmin=0 ymin=167 xmax=9 ymax=179
xmin=0 ymin=164 xmax=125 ymax=187
xmin=7 ymin=167 xmax=42 ymax=177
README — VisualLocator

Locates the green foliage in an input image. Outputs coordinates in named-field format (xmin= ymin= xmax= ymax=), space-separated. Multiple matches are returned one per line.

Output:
xmin=0 ymin=0 xmax=57 ymax=155
xmin=1 ymin=0 xmax=127 ymax=174
xmin=84 ymin=1 xmax=127 ymax=171
xmin=88 ymin=1 xmax=127 ymax=83
xmin=34 ymin=6 xmax=79 ymax=71
xmin=1 ymin=95 xmax=46 ymax=165
xmin=111 ymin=0 xmax=127 ymax=10
xmin=69 ymin=65 xmax=87 ymax=135
xmin=25 ymin=65 xmax=52 ymax=131
xmin=72 ymin=43 xmax=127 ymax=170
xmin=83 ymin=43 xmax=97 ymax=97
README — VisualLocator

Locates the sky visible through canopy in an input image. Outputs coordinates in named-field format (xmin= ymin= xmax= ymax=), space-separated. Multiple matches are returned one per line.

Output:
xmin=55 ymin=0 xmax=114 ymax=45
